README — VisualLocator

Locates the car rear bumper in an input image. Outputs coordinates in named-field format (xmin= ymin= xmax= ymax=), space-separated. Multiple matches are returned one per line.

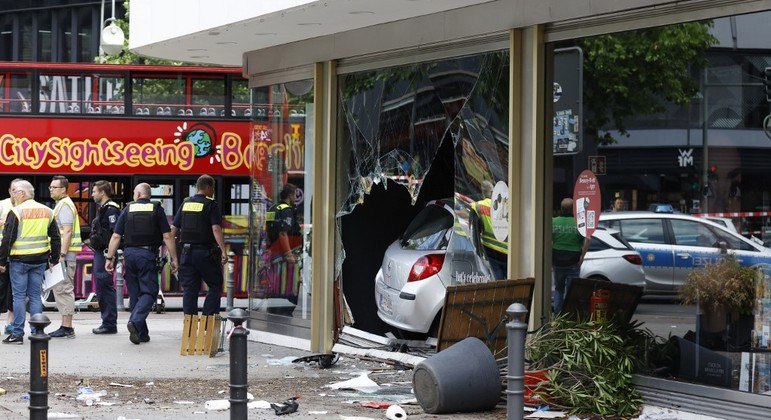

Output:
xmin=374 ymin=269 xmax=443 ymax=333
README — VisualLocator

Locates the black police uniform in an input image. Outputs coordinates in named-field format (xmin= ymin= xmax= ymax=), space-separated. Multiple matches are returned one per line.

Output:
xmin=172 ymin=194 xmax=223 ymax=315
xmin=113 ymin=198 xmax=170 ymax=342
xmin=90 ymin=200 xmax=121 ymax=332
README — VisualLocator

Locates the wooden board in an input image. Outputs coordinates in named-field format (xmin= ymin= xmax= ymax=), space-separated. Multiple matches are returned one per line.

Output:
xmin=436 ymin=278 xmax=535 ymax=355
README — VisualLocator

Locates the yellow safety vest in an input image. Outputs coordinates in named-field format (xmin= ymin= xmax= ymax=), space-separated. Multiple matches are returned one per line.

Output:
xmin=53 ymin=196 xmax=82 ymax=253
xmin=471 ymin=198 xmax=508 ymax=255
xmin=10 ymin=200 xmax=54 ymax=257
xmin=0 ymin=197 xmax=13 ymax=242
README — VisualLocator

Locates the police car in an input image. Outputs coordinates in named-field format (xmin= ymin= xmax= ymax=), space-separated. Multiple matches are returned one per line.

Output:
xmin=599 ymin=212 xmax=771 ymax=294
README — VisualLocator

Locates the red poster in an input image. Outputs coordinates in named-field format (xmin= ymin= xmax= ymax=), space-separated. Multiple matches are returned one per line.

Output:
xmin=573 ymin=170 xmax=602 ymax=238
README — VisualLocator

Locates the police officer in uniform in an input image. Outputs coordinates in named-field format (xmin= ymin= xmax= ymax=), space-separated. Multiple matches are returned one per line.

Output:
xmin=90 ymin=180 xmax=121 ymax=334
xmin=105 ymin=183 xmax=178 ymax=345
xmin=171 ymin=175 xmax=227 ymax=316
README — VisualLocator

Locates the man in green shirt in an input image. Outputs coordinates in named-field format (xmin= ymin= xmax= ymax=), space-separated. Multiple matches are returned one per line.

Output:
xmin=552 ymin=197 xmax=591 ymax=313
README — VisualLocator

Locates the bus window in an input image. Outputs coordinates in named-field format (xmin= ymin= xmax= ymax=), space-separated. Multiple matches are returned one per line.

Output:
xmin=39 ymin=74 xmax=87 ymax=114
xmin=232 ymin=79 xmax=250 ymax=117
xmin=89 ymin=74 xmax=125 ymax=115
xmin=229 ymin=183 xmax=249 ymax=215
xmin=192 ymin=78 xmax=225 ymax=117
xmin=150 ymin=184 xmax=175 ymax=216
xmin=0 ymin=73 xmax=32 ymax=113
xmin=132 ymin=76 xmax=185 ymax=117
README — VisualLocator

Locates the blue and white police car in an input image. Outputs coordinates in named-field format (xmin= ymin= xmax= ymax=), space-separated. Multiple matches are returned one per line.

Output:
xmin=599 ymin=212 xmax=771 ymax=294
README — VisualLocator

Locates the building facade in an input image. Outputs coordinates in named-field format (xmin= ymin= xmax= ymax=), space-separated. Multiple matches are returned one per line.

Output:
xmin=130 ymin=1 xmax=771 ymax=417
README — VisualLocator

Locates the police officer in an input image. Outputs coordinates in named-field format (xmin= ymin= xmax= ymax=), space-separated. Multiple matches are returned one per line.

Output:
xmin=171 ymin=175 xmax=227 ymax=316
xmin=89 ymin=180 xmax=121 ymax=334
xmin=266 ymin=183 xmax=301 ymax=264
xmin=105 ymin=183 xmax=178 ymax=345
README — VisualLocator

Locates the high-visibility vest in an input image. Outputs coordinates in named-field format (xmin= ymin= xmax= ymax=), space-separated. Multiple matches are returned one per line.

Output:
xmin=471 ymin=198 xmax=508 ymax=255
xmin=0 ymin=197 xmax=13 ymax=242
xmin=53 ymin=196 xmax=82 ymax=253
xmin=10 ymin=199 xmax=54 ymax=257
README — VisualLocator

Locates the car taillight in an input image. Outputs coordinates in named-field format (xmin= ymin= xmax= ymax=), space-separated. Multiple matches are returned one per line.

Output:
xmin=407 ymin=254 xmax=445 ymax=282
xmin=623 ymin=254 xmax=643 ymax=265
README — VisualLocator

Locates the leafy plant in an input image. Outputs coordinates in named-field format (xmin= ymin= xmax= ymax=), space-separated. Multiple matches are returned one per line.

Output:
xmin=525 ymin=315 xmax=643 ymax=416
xmin=679 ymin=256 xmax=757 ymax=315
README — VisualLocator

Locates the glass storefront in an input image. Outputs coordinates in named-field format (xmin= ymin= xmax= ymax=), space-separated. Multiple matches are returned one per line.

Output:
xmin=336 ymin=51 xmax=510 ymax=335
xmin=550 ymin=11 xmax=771 ymax=397
xmin=248 ymin=79 xmax=314 ymax=333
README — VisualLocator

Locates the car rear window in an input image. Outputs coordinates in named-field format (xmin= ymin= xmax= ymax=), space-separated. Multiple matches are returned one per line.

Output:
xmin=401 ymin=205 xmax=453 ymax=250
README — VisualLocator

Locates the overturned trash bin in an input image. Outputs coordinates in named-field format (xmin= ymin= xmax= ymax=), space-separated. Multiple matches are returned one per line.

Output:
xmin=412 ymin=337 xmax=500 ymax=414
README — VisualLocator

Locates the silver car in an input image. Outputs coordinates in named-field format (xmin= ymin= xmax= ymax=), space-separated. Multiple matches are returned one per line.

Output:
xmin=374 ymin=198 xmax=493 ymax=334
xmin=599 ymin=212 xmax=771 ymax=294
xmin=580 ymin=228 xmax=646 ymax=288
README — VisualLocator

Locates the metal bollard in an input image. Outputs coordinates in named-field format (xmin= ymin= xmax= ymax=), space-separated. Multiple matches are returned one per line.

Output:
xmin=29 ymin=314 xmax=51 ymax=420
xmin=226 ymin=251 xmax=235 ymax=312
xmin=228 ymin=308 xmax=249 ymax=420
xmin=506 ymin=303 xmax=528 ymax=420
xmin=115 ymin=249 xmax=125 ymax=311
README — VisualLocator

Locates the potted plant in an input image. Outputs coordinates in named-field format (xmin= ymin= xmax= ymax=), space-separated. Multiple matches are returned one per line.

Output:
xmin=525 ymin=314 xmax=643 ymax=416
xmin=679 ymin=256 xmax=757 ymax=350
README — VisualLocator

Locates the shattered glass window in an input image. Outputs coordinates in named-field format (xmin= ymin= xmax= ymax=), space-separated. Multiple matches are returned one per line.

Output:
xmin=338 ymin=51 xmax=510 ymax=335
xmin=248 ymin=79 xmax=313 ymax=321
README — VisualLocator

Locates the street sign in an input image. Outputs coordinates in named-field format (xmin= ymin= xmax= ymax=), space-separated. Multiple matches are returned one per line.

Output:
xmin=588 ymin=156 xmax=606 ymax=175
xmin=573 ymin=170 xmax=602 ymax=238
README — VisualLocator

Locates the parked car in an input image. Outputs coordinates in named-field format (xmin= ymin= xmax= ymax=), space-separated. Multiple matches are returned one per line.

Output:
xmin=599 ymin=212 xmax=771 ymax=294
xmin=580 ymin=228 xmax=646 ymax=288
xmin=374 ymin=199 xmax=646 ymax=334
xmin=374 ymin=198 xmax=492 ymax=334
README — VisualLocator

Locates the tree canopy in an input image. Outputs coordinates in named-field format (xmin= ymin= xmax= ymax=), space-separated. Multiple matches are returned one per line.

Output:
xmin=577 ymin=22 xmax=717 ymax=144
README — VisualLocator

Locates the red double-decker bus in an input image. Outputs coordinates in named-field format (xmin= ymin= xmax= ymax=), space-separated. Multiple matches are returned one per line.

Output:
xmin=0 ymin=62 xmax=264 ymax=309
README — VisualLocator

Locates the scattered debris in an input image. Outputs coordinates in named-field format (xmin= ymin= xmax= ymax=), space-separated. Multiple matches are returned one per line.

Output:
xmin=308 ymin=411 xmax=328 ymax=415
xmin=110 ymin=382 xmax=134 ymax=388
xmin=385 ymin=404 xmax=407 ymax=420
xmin=204 ymin=399 xmax=230 ymax=411
xmin=292 ymin=353 xmax=340 ymax=368
xmin=174 ymin=401 xmax=195 ymax=405
xmin=360 ymin=401 xmax=391 ymax=409
xmin=326 ymin=372 xmax=380 ymax=393
xmin=75 ymin=386 xmax=106 ymax=405
xmin=271 ymin=396 xmax=299 ymax=415
xmin=0 ymin=387 xmax=5 ymax=395
xmin=145 ymin=382 xmax=154 ymax=386
xmin=338 ymin=416 xmax=378 ymax=420
xmin=143 ymin=398 xmax=154 ymax=404
xmin=247 ymin=400 xmax=272 ymax=409
xmin=266 ymin=356 xmax=301 ymax=366
xmin=525 ymin=408 xmax=567 ymax=419
xmin=47 ymin=414 xmax=80 ymax=419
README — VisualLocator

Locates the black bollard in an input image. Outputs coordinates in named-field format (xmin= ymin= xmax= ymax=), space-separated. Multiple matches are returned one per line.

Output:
xmin=228 ymin=308 xmax=249 ymax=419
xmin=28 ymin=314 xmax=51 ymax=420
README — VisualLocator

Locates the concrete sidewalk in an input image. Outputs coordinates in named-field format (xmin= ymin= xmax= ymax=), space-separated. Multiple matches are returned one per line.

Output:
xmin=0 ymin=310 xmax=500 ymax=420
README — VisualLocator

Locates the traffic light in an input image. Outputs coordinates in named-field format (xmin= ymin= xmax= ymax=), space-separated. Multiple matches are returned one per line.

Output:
xmin=765 ymin=67 xmax=771 ymax=102
xmin=708 ymin=164 xmax=718 ymax=180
